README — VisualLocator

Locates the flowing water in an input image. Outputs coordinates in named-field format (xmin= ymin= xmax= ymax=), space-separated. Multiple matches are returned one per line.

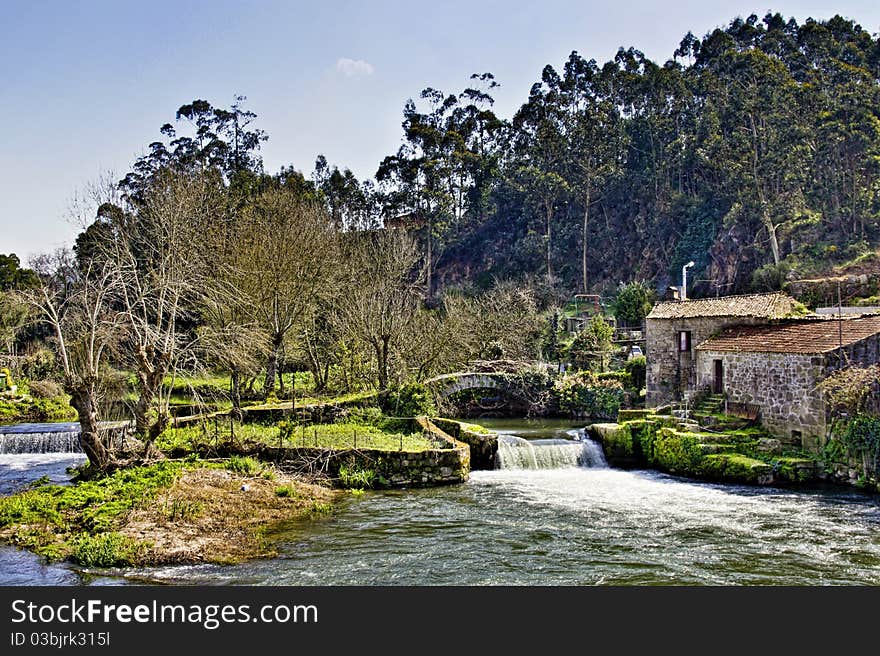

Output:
xmin=0 ymin=419 xmax=879 ymax=585
xmin=0 ymin=422 xmax=82 ymax=454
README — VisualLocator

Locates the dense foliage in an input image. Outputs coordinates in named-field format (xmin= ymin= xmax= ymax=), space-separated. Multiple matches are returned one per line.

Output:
xmin=373 ymin=13 xmax=880 ymax=297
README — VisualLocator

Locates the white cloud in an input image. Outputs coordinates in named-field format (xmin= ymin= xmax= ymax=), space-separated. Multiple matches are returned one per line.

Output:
xmin=335 ymin=57 xmax=375 ymax=77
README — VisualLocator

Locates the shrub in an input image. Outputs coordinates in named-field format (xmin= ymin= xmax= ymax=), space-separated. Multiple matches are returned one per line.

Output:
xmin=624 ymin=356 xmax=647 ymax=391
xmin=611 ymin=280 xmax=655 ymax=327
xmin=225 ymin=456 xmax=262 ymax=476
xmin=566 ymin=316 xmax=614 ymax=371
xmin=18 ymin=349 xmax=56 ymax=380
xmin=379 ymin=382 xmax=435 ymax=417
xmin=552 ymin=372 xmax=623 ymax=419
xmin=839 ymin=415 xmax=880 ymax=479
xmin=27 ymin=379 xmax=63 ymax=399
xmin=343 ymin=406 xmax=385 ymax=427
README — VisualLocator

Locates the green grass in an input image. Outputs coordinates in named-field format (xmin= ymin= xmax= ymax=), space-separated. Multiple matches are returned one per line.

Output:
xmin=0 ymin=460 xmax=202 ymax=564
xmin=157 ymin=419 xmax=438 ymax=453
xmin=247 ymin=391 xmax=376 ymax=409
xmin=280 ymin=422 xmax=435 ymax=451
xmin=0 ymin=395 xmax=77 ymax=422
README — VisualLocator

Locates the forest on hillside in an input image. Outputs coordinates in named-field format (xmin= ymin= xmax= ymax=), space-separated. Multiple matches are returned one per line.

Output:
xmin=369 ymin=12 xmax=880 ymax=299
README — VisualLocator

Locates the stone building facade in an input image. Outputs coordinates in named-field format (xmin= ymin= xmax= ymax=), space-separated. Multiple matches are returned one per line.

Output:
xmin=645 ymin=292 xmax=800 ymax=406
xmin=695 ymin=316 xmax=880 ymax=449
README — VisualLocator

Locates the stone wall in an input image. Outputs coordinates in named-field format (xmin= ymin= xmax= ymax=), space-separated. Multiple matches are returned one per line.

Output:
xmin=432 ymin=418 xmax=497 ymax=470
xmin=252 ymin=417 xmax=470 ymax=488
xmin=696 ymin=350 xmax=826 ymax=448
xmin=646 ymin=316 xmax=770 ymax=406
xmin=263 ymin=444 xmax=470 ymax=487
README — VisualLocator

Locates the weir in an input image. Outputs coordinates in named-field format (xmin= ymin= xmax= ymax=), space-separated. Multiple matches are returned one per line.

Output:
xmin=0 ymin=425 xmax=82 ymax=454
xmin=495 ymin=434 xmax=607 ymax=470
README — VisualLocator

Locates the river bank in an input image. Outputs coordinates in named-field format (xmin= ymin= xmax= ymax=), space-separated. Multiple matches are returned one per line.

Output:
xmin=0 ymin=457 xmax=338 ymax=567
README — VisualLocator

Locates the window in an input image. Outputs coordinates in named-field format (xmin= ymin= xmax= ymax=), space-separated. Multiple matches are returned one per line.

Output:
xmin=678 ymin=331 xmax=692 ymax=352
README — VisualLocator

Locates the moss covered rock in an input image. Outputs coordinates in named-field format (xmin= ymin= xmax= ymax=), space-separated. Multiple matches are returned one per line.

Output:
xmin=699 ymin=454 xmax=773 ymax=484
xmin=652 ymin=428 xmax=704 ymax=474
xmin=617 ymin=409 xmax=654 ymax=422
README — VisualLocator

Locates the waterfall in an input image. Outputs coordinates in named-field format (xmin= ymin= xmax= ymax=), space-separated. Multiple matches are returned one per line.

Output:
xmin=0 ymin=425 xmax=82 ymax=454
xmin=496 ymin=435 xmax=607 ymax=470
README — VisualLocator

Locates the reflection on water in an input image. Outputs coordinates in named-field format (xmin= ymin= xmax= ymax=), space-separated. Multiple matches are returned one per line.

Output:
xmin=1 ymin=423 xmax=879 ymax=586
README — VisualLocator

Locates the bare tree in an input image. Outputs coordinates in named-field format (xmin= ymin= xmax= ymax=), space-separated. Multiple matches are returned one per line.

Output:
xmin=197 ymin=274 xmax=270 ymax=417
xmin=28 ymin=251 xmax=120 ymax=470
xmin=93 ymin=171 xmax=220 ymax=448
xmin=335 ymin=228 xmax=423 ymax=389
xmin=232 ymin=189 xmax=337 ymax=398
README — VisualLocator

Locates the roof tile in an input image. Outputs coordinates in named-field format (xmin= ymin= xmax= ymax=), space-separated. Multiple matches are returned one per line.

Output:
xmin=696 ymin=316 xmax=880 ymax=354
xmin=647 ymin=292 xmax=798 ymax=320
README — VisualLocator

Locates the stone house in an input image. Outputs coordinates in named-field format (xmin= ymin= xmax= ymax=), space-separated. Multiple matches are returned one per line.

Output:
xmin=645 ymin=292 xmax=801 ymax=406
xmin=696 ymin=316 xmax=880 ymax=449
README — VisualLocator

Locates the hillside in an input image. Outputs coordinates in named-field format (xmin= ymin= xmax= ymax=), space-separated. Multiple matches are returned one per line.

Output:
xmin=368 ymin=12 xmax=880 ymax=302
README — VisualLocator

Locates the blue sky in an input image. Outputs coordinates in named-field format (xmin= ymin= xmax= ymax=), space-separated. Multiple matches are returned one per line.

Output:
xmin=2 ymin=0 xmax=880 ymax=260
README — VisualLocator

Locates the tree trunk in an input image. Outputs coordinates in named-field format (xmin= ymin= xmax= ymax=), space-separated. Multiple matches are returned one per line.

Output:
xmin=546 ymin=204 xmax=553 ymax=284
xmin=760 ymin=205 xmax=781 ymax=266
xmin=230 ymin=368 xmax=242 ymax=419
xmin=582 ymin=184 xmax=591 ymax=293
xmin=264 ymin=333 xmax=284 ymax=399
xmin=69 ymin=385 xmax=110 ymax=470
xmin=376 ymin=337 xmax=390 ymax=390
xmin=135 ymin=373 xmax=170 ymax=450
xmin=426 ymin=216 xmax=433 ymax=299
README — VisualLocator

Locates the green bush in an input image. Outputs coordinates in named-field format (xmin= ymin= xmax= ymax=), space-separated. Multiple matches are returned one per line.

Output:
xmin=379 ymin=382 xmax=436 ymax=417
xmin=274 ymin=485 xmax=299 ymax=498
xmin=839 ymin=415 xmax=880 ymax=479
xmin=225 ymin=456 xmax=262 ymax=476
xmin=552 ymin=372 xmax=623 ymax=419
xmin=566 ymin=316 xmax=614 ymax=370
xmin=624 ymin=356 xmax=646 ymax=391
xmin=611 ymin=280 xmax=655 ymax=327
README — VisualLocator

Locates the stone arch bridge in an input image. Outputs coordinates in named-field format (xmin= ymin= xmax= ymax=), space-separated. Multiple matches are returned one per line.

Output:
xmin=425 ymin=372 xmax=532 ymax=403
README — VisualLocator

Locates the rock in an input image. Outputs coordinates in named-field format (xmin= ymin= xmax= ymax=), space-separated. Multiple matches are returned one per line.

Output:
xmin=756 ymin=438 xmax=782 ymax=455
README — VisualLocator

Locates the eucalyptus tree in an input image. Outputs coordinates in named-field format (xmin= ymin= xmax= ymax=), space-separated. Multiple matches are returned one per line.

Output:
xmin=119 ymin=96 xmax=267 ymax=202
xmin=377 ymin=74 xmax=504 ymax=296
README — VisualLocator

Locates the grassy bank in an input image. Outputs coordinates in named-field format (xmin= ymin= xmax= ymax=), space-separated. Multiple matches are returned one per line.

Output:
xmin=0 ymin=458 xmax=337 ymax=567
xmin=157 ymin=420 xmax=436 ymax=454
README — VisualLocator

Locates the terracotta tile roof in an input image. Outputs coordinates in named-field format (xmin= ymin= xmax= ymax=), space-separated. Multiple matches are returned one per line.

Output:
xmin=647 ymin=292 xmax=798 ymax=320
xmin=696 ymin=316 xmax=880 ymax=354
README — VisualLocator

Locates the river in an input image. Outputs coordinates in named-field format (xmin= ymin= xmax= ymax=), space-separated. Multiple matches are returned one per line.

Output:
xmin=0 ymin=419 xmax=879 ymax=585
